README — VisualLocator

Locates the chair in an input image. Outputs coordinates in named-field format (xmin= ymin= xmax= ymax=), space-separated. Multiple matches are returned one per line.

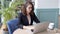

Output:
xmin=7 ymin=18 xmax=19 ymax=34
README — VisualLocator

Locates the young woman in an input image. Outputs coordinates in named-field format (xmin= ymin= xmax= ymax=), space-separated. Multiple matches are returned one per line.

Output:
xmin=18 ymin=2 xmax=40 ymax=30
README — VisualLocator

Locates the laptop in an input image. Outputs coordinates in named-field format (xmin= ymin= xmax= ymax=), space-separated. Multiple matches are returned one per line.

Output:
xmin=33 ymin=22 xmax=49 ymax=34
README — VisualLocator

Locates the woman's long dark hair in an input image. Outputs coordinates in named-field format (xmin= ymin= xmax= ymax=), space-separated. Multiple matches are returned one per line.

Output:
xmin=21 ymin=1 xmax=34 ymax=16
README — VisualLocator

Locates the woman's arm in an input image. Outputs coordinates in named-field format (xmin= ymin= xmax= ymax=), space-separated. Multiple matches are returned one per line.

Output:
xmin=18 ymin=13 xmax=23 ymax=29
xmin=33 ymin=13 xmax=40 ymax=23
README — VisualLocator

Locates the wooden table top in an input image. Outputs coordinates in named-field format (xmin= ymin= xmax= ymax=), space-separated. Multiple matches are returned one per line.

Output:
xmin=0 ymin=30 xmax=2 ymax=34
xmin=13 ymin=28 xmax=33 ymax=34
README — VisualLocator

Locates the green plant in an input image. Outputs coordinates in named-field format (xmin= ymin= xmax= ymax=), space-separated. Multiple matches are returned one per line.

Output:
xmin=2 ymin=7 xmax=17 ymax=24
xmin=11 ymin=0 xmax=25 ymax=10
xmin=1 ymin=7 xmax=17 ymax=31
xmin=0 ymin=0 xmax=25 ymax=31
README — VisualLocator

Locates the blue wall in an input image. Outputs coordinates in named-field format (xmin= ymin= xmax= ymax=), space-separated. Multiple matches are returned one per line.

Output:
xmin=35 ymin=8 xmax=59 ymax=28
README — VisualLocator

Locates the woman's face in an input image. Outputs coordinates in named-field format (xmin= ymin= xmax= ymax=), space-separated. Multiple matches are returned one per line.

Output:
xmin=26 ymin=4 xmax=32 ymax=14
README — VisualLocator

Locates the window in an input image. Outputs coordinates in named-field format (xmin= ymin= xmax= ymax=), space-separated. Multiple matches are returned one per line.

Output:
xmin=4 ymin=0 xmax=11 ymax=8
xmin=0 ymin=1 xmax=1 ymax=9
xmin=6 ymin=0 xmax=12 ymax=1
xmin=0 ymin=1 xmax=1 ymax=23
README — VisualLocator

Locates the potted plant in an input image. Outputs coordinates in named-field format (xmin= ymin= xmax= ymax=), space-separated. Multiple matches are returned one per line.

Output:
xmin=0 ymin=7 xmax=17 ymax=34
xmin=0 ymin=0 xmax=24 ymax=34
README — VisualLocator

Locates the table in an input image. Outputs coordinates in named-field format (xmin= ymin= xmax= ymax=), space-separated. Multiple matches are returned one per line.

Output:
xmin=0 ymin=30 xmax=2 ymax=34
xmin=47 ymin=28 xmax=60 ymax=34
xmin=13 ymin=28 xmax=33 ymax=34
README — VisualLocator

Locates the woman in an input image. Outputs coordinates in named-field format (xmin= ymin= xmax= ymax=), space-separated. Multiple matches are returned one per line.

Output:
xmin=18 ymin=2 xmax=40 ymax=30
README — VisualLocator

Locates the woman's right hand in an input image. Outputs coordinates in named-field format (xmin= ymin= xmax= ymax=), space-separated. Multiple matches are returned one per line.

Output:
xmin=23 ymin=26 xmax=34 ymax=30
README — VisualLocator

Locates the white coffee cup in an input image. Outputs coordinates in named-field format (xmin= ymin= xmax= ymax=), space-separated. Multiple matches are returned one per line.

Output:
xmin=48 ymin=23 xmax=54 ymax=30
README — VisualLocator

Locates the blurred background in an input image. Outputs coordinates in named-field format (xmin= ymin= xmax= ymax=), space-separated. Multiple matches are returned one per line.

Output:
xmin=0 ymin=0 xmax=59 ymax=30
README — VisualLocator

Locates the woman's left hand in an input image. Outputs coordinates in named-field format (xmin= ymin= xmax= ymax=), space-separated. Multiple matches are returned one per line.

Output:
xmin=23 ymin=26 xmax=34 ymax=30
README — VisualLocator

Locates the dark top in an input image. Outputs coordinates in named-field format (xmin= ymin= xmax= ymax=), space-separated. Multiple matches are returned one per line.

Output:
xmin=18 ymin=13 xmax=40 ymax=29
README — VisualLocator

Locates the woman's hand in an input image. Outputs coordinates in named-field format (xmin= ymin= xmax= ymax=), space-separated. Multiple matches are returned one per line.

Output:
xmin=23 ymin=26 xmax=34 ymax=30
